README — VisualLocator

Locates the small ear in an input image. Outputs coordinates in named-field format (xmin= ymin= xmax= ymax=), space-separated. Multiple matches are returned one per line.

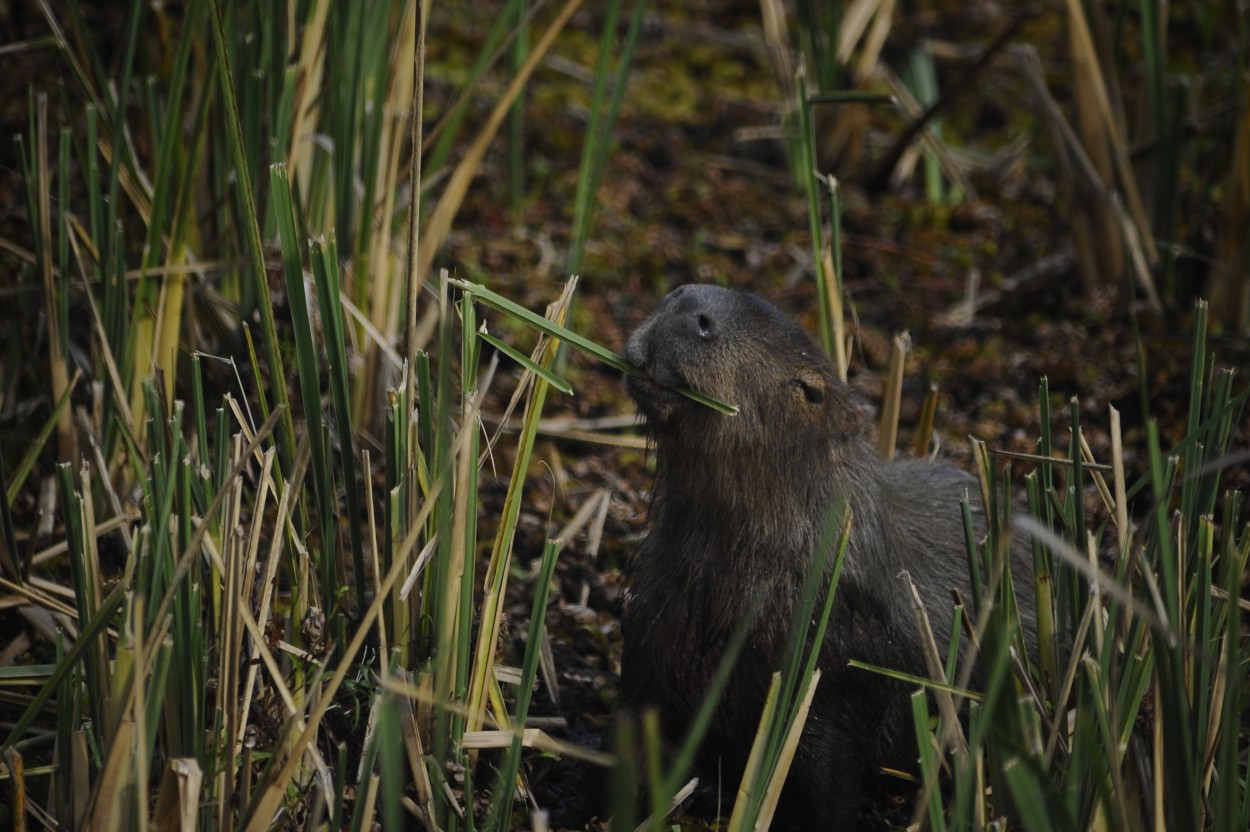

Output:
xmin=793 ymin=377 xmax=825 ymax=404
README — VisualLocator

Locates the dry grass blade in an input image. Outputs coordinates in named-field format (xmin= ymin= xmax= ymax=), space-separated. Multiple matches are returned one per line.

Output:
xmin=631 ymin=778 xmax=699 ymax=832
xmin=1062 ymin=0 xmax=1158 ymax=266
xmin=465 ymin=281 xmax=577 ymax=738
xmin=284 ymin=0 xmax=331 ymax=180
xmin=558 ymin=489 xmax=611 ymax=606
xmin=224 ymin=558 xmax=332 ymax=757
xmin=362 ymin=449 xmax=387 ymax=654
xmin=362 ymin=0 xmax=417 ymax=430
xmin=904 ymin=572 xmax=968 ymax=761
xmin=460 ymin=729 xmax=613 ymax=765
xmin=415 ymin=0 xmax=585 ymax=287
xmin=1108 ymin=406 xmax=1129 ymax=559
xmin=240 ymin=363 xmax=488 ymax=828
xmin=73 ymin=409 xmax=132 ymax=553
xmin=727 ymin=673 xmax=781 ymax=832
xmin=1076 ymin=429 xmax=1115 ymax=517
xmin=152 ymin=759 xmax=202 ymax=832
xmin=1 ymin=747 xmax=27 ymax=831
xmin=940 ymin=248 xmax=1077 ymax=324
xmin=836 ymin=0 xmax=887 ymax=66
xmin=867 ymin=8 xmax=1031 ymax=189
xmin=1014 ymin=516 xmax=1172 ymax=643
xmin=231 ymin=447 xmax=286 ymax=755
xmin=359 ymin=775 xmax=381 ymax=831
xmin=1011 ymin=44 xmax=1162 ymax=312
xmin=754 ymin=668 xmax=822 ymax=830
xmin=876 ymin=331 xmax=909 ymax=459
xmin=914 ymin=383 xmax=939 ymax=458
xmin=1201 ymin=617 xmax=1228 ymax=792
xmin=878 ymin=63 xmax=976 ymax=198
xmin=6 ymin=1 xmax=1245 ymax=827
xmin=239 ymin=505 xmax=438 ymax=831
xmin=74 ymin=243 xmax=138 ymax=444
xmin=34 ymin=0 xmax=103 ymax=115
xmin=84 ymin=712 xmax=137 ymax=829
xmin=391 ymin=667 xmax=436 ymax=823
xmin=398 ymin=535 xmax=440 ymax=602
xmin=554 ymin=488 xmax=610 ymax=547
xmin=854 ymin=0 xmax=895 ymax=80
xmin=821 ymin=241 xmax=849 ymax=382
xmin=758 ymin=0 xmax=795 ymax=102
xmin=487 ymin=415 xmax=649 ymax=449
xmin=1067 ymin=0 xmax=1125 ymax=291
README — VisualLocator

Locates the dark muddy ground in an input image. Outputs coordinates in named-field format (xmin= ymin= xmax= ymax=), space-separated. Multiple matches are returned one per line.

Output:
xmin=2 ymin=1 xmax=1247 ymax=829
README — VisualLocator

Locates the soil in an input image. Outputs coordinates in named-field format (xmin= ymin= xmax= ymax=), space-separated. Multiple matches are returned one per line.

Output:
xmin=1 ymin=1 xmax=1247 ymax=829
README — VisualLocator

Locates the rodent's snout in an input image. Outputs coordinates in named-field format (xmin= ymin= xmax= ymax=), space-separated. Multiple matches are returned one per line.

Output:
xmin=626 ymin=284 xmax=739 ymax=389
xmin=665 ymin=284 xmax=731 ymax=344
xmin=628 ymin=285 xmax=728 ymax=371
xmin=625 ymin=285 xmax=743 ymax=420
xmin=624 ymin=321 xmax=651 ymax=369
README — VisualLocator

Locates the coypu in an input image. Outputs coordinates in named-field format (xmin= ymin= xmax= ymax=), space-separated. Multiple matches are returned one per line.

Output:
xmin=620 ymin=284 xmax=1036 ymax=828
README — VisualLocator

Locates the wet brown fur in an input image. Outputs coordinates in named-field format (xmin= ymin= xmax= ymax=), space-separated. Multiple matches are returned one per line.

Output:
xmin=621 ymin=284 xmax=1036 ymax=828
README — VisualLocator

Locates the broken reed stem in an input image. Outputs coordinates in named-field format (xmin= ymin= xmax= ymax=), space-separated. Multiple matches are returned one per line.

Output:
xmin=877 ymin=331 xmax=910 ymax=460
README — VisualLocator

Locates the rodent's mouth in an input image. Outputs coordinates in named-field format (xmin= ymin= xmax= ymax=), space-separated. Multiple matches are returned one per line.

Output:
xmin=624 ymin=372 xmax=678 ymax=402
xmin=625 ymin=316 xmax=704 ymax=425
xmin=625 ymin=332 xmax=690 ymax=401
xmin=625 ymin=373 xmax=686 ymax=426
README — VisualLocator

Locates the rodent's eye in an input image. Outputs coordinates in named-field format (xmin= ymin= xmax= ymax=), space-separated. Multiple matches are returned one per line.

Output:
xmin=794 ymin=379 xmax=824 ymax=404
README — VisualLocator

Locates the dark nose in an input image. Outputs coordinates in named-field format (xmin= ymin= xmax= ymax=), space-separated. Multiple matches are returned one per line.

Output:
xmin=665 ymin=284 xmax=736 ymax=343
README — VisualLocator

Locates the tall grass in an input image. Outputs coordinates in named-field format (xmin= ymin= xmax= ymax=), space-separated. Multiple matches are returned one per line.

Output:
xmin=905 ymin=302 xmax=1250 ymax=831
xmin=781 ymin=10 xmax=1250 ymax=821
xmin=0 ymin=1 xmax=645 ymax=829
xmin=2 ymin=2 xmax=1248 ymax=832
xmin=774 ymin=0 xmax=1249 ymax=325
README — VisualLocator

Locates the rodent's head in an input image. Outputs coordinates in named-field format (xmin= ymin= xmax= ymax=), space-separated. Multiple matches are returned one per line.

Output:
xmin=626 ymin=284 xmax=862 ymax=451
